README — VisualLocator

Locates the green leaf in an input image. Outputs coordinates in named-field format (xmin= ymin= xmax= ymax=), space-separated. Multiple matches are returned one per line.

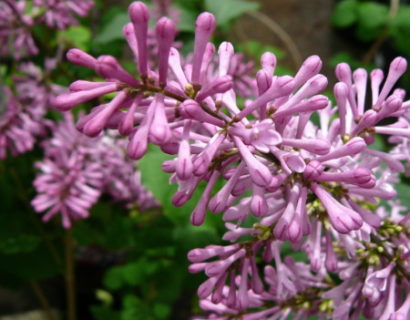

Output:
xmin=137 ymin=145 xmax=174 ymax=207
xmin=153 ymin=303 xmax=171 ymax=319
xmin=177 ymin=7 xmax=197 ymax=32
xmin=94 ymin=12 xmax=129 ymax=44
xmin=0 ymin=234 xmax=40 ymax=255
xmin=58 ymin=26 xmax=91 ymax=50
xmin=390 ymin=6 xmax=410 ymax=56
xmin=357 ymin=2 xmax=389 ymax=29
xmin=91 ymin=306 xmax=121 ymax=320
xmin=356 ymin=2 xmax=388 ymax=41
xmin=396 ymin=182 xmax=410 ymax=209
xmin=205 ymin=0 xmax=259 ymax=26
xmin=332 ymin=0 xmax=358 ymax=28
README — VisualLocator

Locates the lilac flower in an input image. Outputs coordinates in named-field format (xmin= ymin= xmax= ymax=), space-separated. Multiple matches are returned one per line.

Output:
xmin=32 ymin=113 xmax=157 ymax=227
xmin=31 ymin=114 xmax=104 ymax=228
xmin=50 ymin=3 xmax=410 ymax=318
xmin=33 ymin=0 xmax=94 ymax=29
xmin=0 ymin=0 xmax=38 ymax=59
xmin=0 ymin=86 xmax=46 ymax=158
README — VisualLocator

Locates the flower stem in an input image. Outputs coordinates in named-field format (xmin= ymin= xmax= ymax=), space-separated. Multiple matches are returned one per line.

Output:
xmin=30 ymin=281 xmax=57 ymax=320
xmin=65 ymin=229 xmax=76 ymax=320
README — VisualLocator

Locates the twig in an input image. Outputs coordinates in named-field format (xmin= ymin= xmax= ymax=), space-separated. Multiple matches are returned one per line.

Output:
xmin=65 ymin=229 xmax=77 ymax=320
xmin=29 ymin=281 xmax=57 ymax=320
xmin=362 ymin=0 xmax=400 ymax=64
xmin=9 ymin=167 xmax=63 ymax=266
xmin=245 ymin=10 xmax=303 ymax=70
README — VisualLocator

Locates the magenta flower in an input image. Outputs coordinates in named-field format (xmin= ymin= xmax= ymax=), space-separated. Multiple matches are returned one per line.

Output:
xmin=33 ymin=0 xmax=94 ymax=29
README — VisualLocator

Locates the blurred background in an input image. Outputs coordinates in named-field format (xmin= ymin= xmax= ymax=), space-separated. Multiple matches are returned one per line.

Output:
xmin=1 ymin=0 xmax=409 ymax=319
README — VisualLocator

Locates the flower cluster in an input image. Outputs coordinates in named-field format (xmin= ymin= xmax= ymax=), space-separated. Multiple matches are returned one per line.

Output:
xmin=52 ymin=1 xmax=410 ymax=318
xmin=31 ymin=113 xmax=157 ymax=228
xmin=0 ymin=60 xmax=66 ymax=159
xmin=0 ymin=85 xmax=46 ymax=159
xmin=0 ymin=0 xmax=94 ymax=59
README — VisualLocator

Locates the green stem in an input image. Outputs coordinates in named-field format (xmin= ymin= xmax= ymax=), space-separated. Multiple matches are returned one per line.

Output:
xmin=65 ymin=228 xmax=76 ymax=320
xmin=30 ymin=281 xmax=57 ymax=320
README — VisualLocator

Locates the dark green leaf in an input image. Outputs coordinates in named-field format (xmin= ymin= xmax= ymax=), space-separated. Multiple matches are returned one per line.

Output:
xmin=177 ymin=7 xmax=197 ymax=32
xmin=332 ymin=0 xmax=358 ymax=27
xmin=94 ymin=12 xmax=129 ymax=44
xmin=390 ymin=6 xmax=410 ymax=56
xmin=204 ymin=0 xmax=259 ymax=26
xmin=58 ymin=26 xmax=91 ymax=50
xmin=355 ymin=2 xmax=388 ymax=41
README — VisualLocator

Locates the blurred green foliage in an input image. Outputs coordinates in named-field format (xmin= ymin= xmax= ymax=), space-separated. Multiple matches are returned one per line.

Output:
xmin=333 ymin=0 xmax=410 ymax=56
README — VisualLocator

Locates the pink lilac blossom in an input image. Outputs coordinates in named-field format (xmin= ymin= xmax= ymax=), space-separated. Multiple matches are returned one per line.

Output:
xmin=0 ymin=0 xmax=38 ymax=59
xmin=51 ymin=2 xmax=410 ymax=318
xmin=0 ymin=86 xmax=46 ymax=159
xmin=33 ymin=0 xmax=94 ymax=29
xmin=32 ymin=114 xmax=157 ymax=228
xmin=0 ymin=0 xmax=94 ymax=59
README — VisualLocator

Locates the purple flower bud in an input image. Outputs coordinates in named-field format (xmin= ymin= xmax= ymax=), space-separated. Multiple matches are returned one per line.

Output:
xmin=275 ymin=74 xmax=328 ymax=114
xmin=273 ymin=95 xmax=329 ymax=119
xmin=198 ymin=276 xmax=218 ymax=299
xmin=250 ymin=185 xmax=268 ymax=216
xmin=371 ymin=69 xmax=384 ymax=105
xmin=208 ymin=163 xmax=244 ymax=213
xmin=316 ymin=137 xmax=366 ymax=162
xmin=314 ymin=168 xmax=376 ymax=189
xmin=96 ymin=55 xmax=139 ymax=87
xmin=334 ymin=82 xmax=348 ymax=136
xmin=349 ymin=185 xmax=397 ymax=200
xmin=196 ymin=75 xmax=233 ymax=101
xmin=218 ymin=42 xmax=234 ymax=76
xmin=312 ymin=183 xmax=363 ymax=234
xmin=81 ymin=91 xmax=127 ymax=137
xmin=123 ymin=23 xmax=139 ymax=59
xmin=223 ymin=224 xmax=253 ymax=242
xmin=261 ymin=52 xmax=277 ymax=74
xmin=293 ymin=55 xmax=322 ymax=88
xmin=191 ymin=12 xmax=216 ymax=84
xmin=69 ymin=81 xmax=112 ymax=92
xmin=282 ymin=138 xmax=330 ymax=155
xmin=156 ymin=17 xmax=177 ymax=86
xmin=375 ymin=125 xmax=410 ymax=138
xmin=66 ymin=48 xmax=97 ymax=69
xmin=119 ymin=99 xmax=138 ymax=136
xmin=238 ymin=258 xmax=250 ymax=309
xmin=127 ymin=99 xmax=156 ymax=159
xmin=193 ymin=133 xmax=225 ymax=176
xmin=199 ymin=43 xmax=215 ymax=83
xmin=351 ymin=109 xmax=378 ymax=136
xmin=376 ymin=57 xmax=407 ymax=107
xmin=353 ymin=68 xmax=367 ymax=115
xmin=188 ymin=244 xmax=239 ymax=262
xmin=256 ymin=69 xmax=272 ymax=96
xmin=191 ymin=171 xmax=219 ymax=225
xmin=188 ymin=262 xmax=207 ymax=273
xmin=335 ymin=63 xmax=352 ymax=84
xmin=179 ymin=99 xmax=225 ymax=127
xmin=128 ymin=1 xmax=150 ymax=76
xmin=390 ymin=291 xmax=410 ymax=320
xmin=303 ymin=160 xmax=323 ymax=180
xmin=205 ymin=248 xmax=246 ymax=277
xmin=176 ymin=123 xmax=193 ymax=180
xmin=150 ymin=95 xmax=172 ymax=144
xmin=233 ymin=137 xmax=273 ymax=187
xmin=52 ymin=83 xmax=119 ymax=111
xmin=325 ymin=231 xmax=337 ymax=272
xmin=237 ymin=76 xmax=294 ymax=120
xmin=169 ymin=48 xmax=189 ymax=87
xmin=273 ymin=185 xmax=299 ymax=240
